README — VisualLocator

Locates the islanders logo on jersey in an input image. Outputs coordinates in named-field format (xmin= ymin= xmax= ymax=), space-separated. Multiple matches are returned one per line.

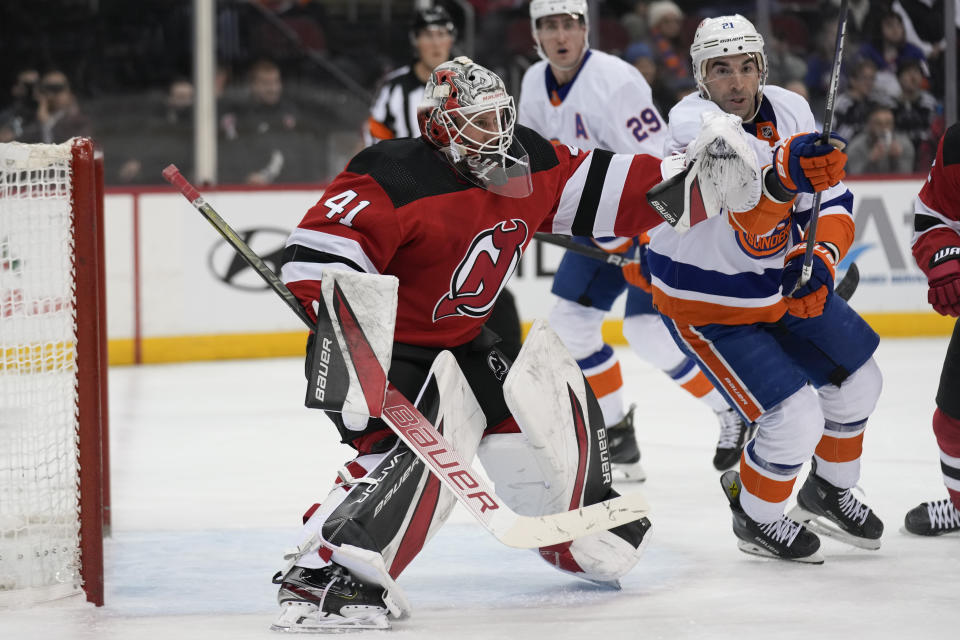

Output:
xmin=433 ymin=219 xmax=528 ymax=321
xmin=734 ymin=217 xmax=790 ymax=258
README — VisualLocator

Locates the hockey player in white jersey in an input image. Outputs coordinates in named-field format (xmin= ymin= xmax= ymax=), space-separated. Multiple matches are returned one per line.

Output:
xmin=519 ymin=0 xmax=754 ymax=481
xmin=647 ymin=15 xmax=884 ymax=562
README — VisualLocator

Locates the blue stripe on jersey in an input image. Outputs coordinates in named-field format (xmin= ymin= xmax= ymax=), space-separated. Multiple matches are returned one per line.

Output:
xmin=577 ymin=342 xmax=614 ymax=369
xmin=545 ymin=50 xmax=592 ymax=103
xmin=793 ymin=190 xmax=854 ymax=228
xmin=647 ymin=250 xmax=782 ymax=299
xmin=746 ymin=441 xmax=803 ymax=475
xmin=666 ymin=357 xmax=696 ymax=381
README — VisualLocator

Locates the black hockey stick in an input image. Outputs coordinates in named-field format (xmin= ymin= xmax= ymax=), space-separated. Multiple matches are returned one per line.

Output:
xmin=534 ymin=232 xmax=638 ymax=267
xmin=835 ymin=261 xmax=859 ymax=302
xmin=793 ymin=0 xmax=849 ymax=292
xmin=162 ymin=164 xmax=650 ymax=548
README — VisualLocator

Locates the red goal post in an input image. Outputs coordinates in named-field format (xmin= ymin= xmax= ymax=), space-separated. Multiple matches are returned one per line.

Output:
xmin=0 ymin=137 xmax=108 ymax=607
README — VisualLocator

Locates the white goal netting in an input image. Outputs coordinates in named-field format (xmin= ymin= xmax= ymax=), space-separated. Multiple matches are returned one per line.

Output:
xmin=0 ymin=141 xmax=85 ymax=606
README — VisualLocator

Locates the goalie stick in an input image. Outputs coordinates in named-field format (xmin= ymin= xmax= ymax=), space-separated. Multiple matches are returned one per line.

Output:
xmin=536 ymin=229 xmax=860 ymax=301
xmin=162 ymin=164 xmax=650 ymax=549
xmin=534 ymin=232 xmax=638 ymax=267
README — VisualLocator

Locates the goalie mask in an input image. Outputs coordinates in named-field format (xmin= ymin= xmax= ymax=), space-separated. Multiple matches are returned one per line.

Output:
xmin=529 ymin=0 xmax=589 ymax=70
xmin=418 ymin=56 xmax=532 ymax=198
xmin=690 ymin=14 xmax=768 ymax=121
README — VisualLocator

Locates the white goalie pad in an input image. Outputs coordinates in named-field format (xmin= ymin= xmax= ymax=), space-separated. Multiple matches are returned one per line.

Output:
xmin=688 ymin=111 xmax=761 ymax=213
xmin=305 ymin=269 xmax=398 ymax=424
xmin=501 ymin=319 xmax=609 ymax=511
xmin=413 ymin=350 xmax=488 ymax=461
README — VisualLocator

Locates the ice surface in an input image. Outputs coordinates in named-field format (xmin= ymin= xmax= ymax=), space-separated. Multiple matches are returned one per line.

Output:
xmin=3 ymin=338 xmax=959 ymax=639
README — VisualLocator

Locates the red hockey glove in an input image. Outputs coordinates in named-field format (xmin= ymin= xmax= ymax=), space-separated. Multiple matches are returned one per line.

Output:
xmin=774 ymin=132 xmax=847 ymax=194
xmin=927 ymin=246 xmax=960 ymax=317
xmin=780 ymin=242 xmax=836 ymax=318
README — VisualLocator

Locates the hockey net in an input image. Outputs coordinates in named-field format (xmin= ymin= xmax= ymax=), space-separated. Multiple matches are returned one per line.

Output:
xmin=0 ymin=138 xmax=107 ymax=607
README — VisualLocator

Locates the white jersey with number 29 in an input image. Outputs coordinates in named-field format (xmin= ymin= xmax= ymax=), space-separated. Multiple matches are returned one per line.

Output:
xmin=518 ymin=49 xmax=667 ymax=157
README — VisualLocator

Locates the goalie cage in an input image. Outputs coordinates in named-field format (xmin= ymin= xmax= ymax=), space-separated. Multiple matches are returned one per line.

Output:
xmin=0 ymin=138 xmax=108 ymax=607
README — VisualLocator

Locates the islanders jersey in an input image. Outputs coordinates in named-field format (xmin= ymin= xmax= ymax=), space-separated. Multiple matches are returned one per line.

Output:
xmin=518 ymin=50 xmax=667 ymax=158
xmin=647 ymin=86 xmax=855 ymax=325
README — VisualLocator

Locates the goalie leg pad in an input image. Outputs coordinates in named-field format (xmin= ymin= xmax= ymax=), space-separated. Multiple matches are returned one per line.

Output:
xmin=483 ymin=319 xmax=651 ymax=582
xmin=288 ymin=351 xmax=487 ymax=584
xmin=478 ymin=432 xmax=653 ymax=583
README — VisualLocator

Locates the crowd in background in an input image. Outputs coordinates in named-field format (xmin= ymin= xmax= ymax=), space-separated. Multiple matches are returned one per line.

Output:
xmin=0 ymin=0 xmax=956 ymax=185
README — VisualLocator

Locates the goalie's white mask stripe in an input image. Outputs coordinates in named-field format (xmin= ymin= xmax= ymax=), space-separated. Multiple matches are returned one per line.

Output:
xmin=592 ymin=154 xmax=632 ymax=237
xmin=285 ymin=228 xmax=378 ymax=274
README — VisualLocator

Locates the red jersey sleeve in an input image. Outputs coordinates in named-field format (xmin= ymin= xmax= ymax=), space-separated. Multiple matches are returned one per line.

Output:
xmin=539 ymin=144 xmax=666 ymax=238
xmin=913 ymin=124 xmax=960 ymax=277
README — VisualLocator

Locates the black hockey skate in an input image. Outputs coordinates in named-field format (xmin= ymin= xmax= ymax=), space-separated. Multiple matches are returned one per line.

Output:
xmin=721 ymin=470 xmax=823 ymax=564
xmin=788 ymin=462 xmax=884 ymax=550
xmin=608 ymin=404 xmax=646 ymax=482
xmin=713 ymin=408 xmax=756 ymax=471
xmin=271 ymin=564 xmax=397 ymax=632
xmin=904 ymin=498 xmax=960 ymax=536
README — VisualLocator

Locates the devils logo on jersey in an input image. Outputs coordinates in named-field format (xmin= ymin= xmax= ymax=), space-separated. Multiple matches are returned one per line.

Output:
xmin=433 ymin=220 xmax=528 ymax=321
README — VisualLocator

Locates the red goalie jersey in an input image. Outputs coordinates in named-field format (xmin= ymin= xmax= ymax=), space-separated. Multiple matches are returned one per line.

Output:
xmin=913 ymin=123 xmax=960 ymax=318
xmin=281 ymin=125 xmax=664 ymax=347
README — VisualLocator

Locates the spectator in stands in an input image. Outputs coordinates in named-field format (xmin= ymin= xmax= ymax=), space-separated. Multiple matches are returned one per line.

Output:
xmin=364 ymin=5 xmax=456 ymax=146
xmin=858 ymin=10 xmax=927 ymax=101
xmin=846 ymin=104 xmax=916 ymax=175
xmin=0 ymin=68 xmax=39 ymax=142
xmin=620 ymin=1 xmax=649 ymax=43
xmin=113 ymin=77 xmax=195 ymax=184
xmin=804 ymin=16 xmax=840 ymax=113
xmin=893 ymin=56 xmax=941 ymax=171
xmin=18 ymin=70 xmax=92 ymax=144
xmin=219 ymin=58 xmax=315 ymax=184
xmin=834 ymin=57 xmax=892 ymax=141
xmin=647 ymin=1 xmax=689 ymax=84
xmin=766 ymin=34 xmax=807 ymax=87
xmin=624 ymin=40 xmax=674 ymax=117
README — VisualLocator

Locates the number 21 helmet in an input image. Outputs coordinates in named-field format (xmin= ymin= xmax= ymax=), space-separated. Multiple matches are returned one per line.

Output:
xmin=690 ymin=15 xmax=767 ymax=119
xmin=418 ymin=56 xmax=532 ymax=197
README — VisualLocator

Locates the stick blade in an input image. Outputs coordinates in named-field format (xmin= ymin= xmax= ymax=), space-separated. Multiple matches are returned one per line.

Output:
xmin=835 ymin=261 xmax=860 ymax=302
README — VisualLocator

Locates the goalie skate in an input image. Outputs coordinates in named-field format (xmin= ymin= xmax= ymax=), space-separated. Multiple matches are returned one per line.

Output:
xmin=271 ymin=565 xmax=399 ymax=633
xmin=721 ymin=470 xmax=823 ymax=564
xmin=788 ymin=464 xmax=883 ymax=551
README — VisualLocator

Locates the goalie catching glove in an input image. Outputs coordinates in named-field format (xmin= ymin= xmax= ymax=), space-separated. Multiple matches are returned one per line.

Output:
xmin=780 ymin=242 xmax=837 ymax=318
xmin=648 ymin=115 xmax=848 ymax=236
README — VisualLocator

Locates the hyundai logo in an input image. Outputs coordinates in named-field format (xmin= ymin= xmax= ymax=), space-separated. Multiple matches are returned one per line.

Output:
xmin=207 ymin=227 xmax=289 ymax=291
